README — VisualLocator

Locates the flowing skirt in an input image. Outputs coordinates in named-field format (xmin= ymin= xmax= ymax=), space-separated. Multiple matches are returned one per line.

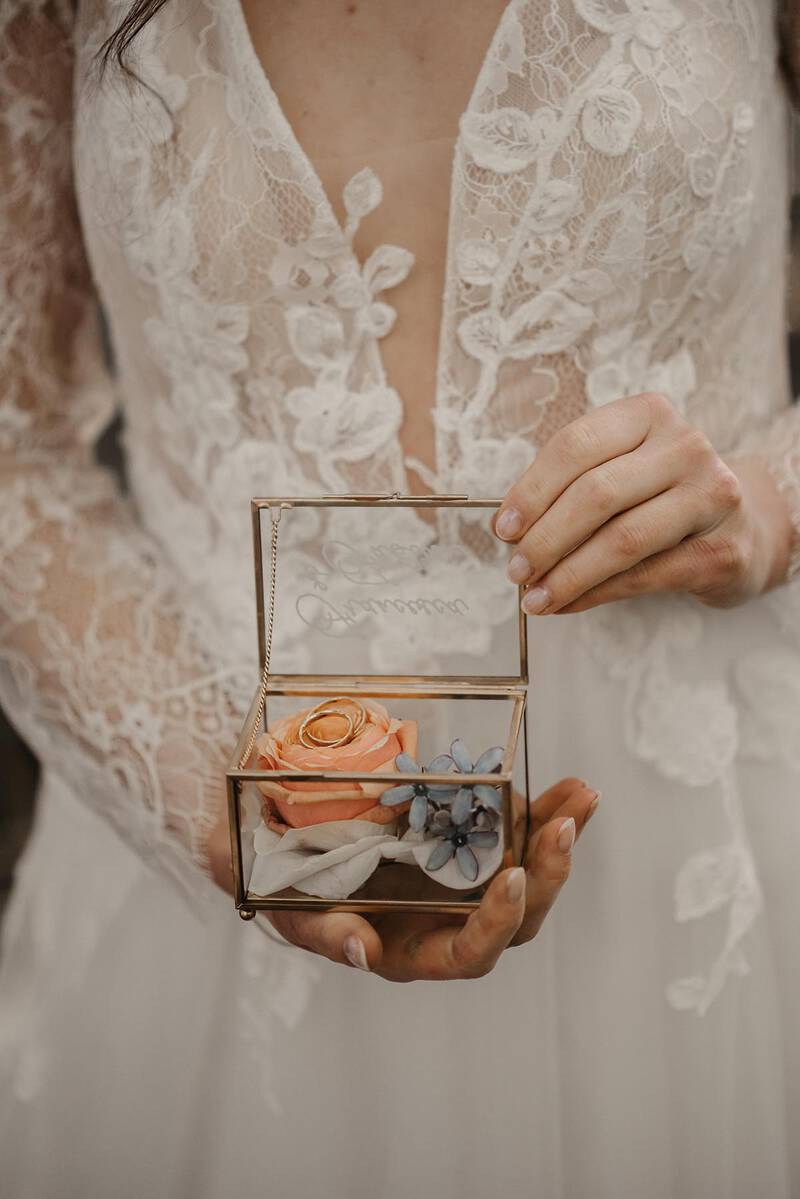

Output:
xmin=1 ymin=594 xmax=799 ymax=1199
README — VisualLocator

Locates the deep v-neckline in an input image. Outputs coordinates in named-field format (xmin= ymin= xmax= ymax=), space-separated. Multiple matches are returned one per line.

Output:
xmin=225 ymin=0 xmax=516 ymax=489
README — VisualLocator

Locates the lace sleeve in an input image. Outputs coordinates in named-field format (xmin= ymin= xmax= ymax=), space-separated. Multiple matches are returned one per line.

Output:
xmin=735 ymin=412 xmax=800 ymax=580
xmin=721 ymin=4 xmax=800 ymax=580
xmin=0 ymin=1 xmax=247 ymax=899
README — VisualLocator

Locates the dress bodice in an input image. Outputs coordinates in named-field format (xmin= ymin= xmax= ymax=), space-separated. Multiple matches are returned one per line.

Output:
xmin=70 ymin=0 xmax=795 ymax=668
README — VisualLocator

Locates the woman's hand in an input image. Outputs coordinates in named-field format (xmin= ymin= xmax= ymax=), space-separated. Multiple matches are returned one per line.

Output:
xmin=260 ymin=779 xmax=597 ymax=981
xmin=209 ymin=780 xmax=597 ymax=979
xmin=493 ymin=392 xmax=795 ymax=614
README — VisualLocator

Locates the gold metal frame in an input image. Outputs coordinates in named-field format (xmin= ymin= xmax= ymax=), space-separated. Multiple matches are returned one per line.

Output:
xmin=250 ymin=494 xmax=528 ymax=686
xmin=226 ymin=493 xmax=531 ymax=919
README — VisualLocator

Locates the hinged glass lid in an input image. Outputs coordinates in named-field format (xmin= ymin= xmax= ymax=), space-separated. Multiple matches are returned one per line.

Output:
xmin=252 ymin=495 xmax=527 ymax=686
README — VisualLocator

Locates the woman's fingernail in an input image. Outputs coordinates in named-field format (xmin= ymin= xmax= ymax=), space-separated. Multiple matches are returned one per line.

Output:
xmin=506 ymin=866 xmax=526 ymax=904
xmin=557 ymin=817 xmax=576 ymax=854
xmin=522 ymin=585 xmax=550 ymax=614
xmin=585 ymin=792 xmax=601 ymax=822
xmin=343 ymin=935 xmax=370 ymax=971
xmin=507 ymin=553 xmax=531 ymax=584
xmin=496 ymin=508 xmax=523 ymax=540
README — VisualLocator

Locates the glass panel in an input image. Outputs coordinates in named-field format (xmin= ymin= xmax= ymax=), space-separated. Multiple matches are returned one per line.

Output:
xmin=258 ymin=499 xmax=525 ymax=681
xmin=235 ymin=690 xmax=526 ymax=907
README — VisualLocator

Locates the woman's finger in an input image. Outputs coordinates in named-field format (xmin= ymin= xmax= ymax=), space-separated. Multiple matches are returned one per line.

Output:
xmin=268 ymin=910 xmax=383 ymax=973
xmin=377 ymin=867 xmax=526 ymax=982
xmin=494 ymin=393 xmax=678 ymax=541
xmin=506 ymin=443 xmax=684 ymax=587
xmin=511 ymin=819 xmax=577 ymax=946
xmin=526 ymin=786 xmax=599 ymax=865
xmin=511 ymin=788 xmax=599 ymax=946
xmin=556 ymin=532 xmax=734 ymax=613
xmin=270 ymin=785 xmax=600 ymax=980
xmin=513 ymin=816 xmax=576 ymax=943
xmin=528 ymin=777 xmax=589 ymax=829
xmin=538 ymin=787 xmax=600 ymax=851
xmin=521 ymin=483 xmax=715 ymax=615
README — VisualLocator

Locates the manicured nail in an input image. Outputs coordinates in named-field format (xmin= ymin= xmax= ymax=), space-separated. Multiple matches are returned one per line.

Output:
xmin=522 ymin=585 xmax=550 ymax=614
xmin=585 ymin=792 xmax=601 ymax=822
xmin=496 ymin=508 xmax=523 ymax=540
xmin=343 ymin=935 xmax=370 ymax=971
xmin=557 ymin=817 xmax=576 ymax=854
xmin=506 ymin=866 xmax=526 ymax=904
xmin=507 ymin=553 xmax=531 ymax=584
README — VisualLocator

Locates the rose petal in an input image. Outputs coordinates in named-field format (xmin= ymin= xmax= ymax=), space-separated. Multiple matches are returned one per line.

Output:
xmin=278 ymin=730 xmax=402 ymax=779
xmin=257 ymin=778 xmax=368 ymax=806
xmin=255 ymin=703 xmax=420 ymax=827
xmin=396 ymin=719 xmax=419 ymax=761
xmin=270 ymin=699 xmax=392 ymax=748
xmin=271 ymin=792 xmax=389 ymax=828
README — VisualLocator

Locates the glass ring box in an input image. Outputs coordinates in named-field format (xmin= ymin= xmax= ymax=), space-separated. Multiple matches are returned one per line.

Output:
xmin=226 ymin=494 xmax=530 ymax=918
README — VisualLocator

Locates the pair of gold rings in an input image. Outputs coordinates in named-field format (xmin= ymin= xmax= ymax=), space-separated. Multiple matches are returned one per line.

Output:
xmin=297 ymin=696 xmax=368 ymax=749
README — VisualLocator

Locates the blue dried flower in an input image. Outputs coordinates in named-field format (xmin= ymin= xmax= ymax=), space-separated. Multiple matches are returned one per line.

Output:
xmin=447 ymin=739 xmax=504 ymax=826
xmin=379 ymin=752 xmax=459 ymax=831
xmin=426 ymin=823 xmax=500 ymax=882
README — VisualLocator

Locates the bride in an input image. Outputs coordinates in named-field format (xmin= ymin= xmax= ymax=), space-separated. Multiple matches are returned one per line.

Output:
xmin=1 ymin=1 xmax=799 ymax=1195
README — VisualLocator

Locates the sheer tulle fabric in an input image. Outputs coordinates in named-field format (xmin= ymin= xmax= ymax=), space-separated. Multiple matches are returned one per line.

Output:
xmin=1 ymin=2 xmax=799 ymax=1195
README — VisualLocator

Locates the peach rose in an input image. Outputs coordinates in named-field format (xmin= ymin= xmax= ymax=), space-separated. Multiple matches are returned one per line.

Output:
xmin=253 ymin=700 xmax=418 ymax=830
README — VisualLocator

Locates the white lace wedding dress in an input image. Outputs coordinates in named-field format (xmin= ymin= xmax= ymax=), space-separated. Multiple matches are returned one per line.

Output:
xmin=2 ymin=2 xmax=800 ymax=1196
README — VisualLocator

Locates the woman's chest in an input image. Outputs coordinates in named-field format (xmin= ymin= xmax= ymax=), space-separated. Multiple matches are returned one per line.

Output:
xmin=75 ymin=0 xmax=787 ymax=492
xmin=234 ymin=0 xmax=510 ymax=470
xmin=78 ymin=0 xmax=780 ymax=311
xmin=237 ymin=0 xmax=508 ymax=234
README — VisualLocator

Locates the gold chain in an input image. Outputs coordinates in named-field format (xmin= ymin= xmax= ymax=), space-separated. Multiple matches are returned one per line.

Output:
xmin=239 ymin=508 xmax=281 ymax=768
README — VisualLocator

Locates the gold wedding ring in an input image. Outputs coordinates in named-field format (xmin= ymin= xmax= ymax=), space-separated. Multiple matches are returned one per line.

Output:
xmin=297 ymin=697 xmax=368 ymax=749
xmin=299 ymin=708 xmax=354 ymax=748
